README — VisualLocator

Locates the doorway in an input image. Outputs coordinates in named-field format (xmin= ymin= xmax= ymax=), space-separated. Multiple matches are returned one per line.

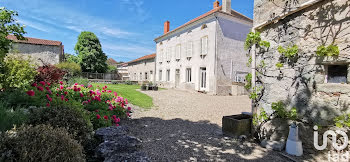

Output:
xmin=200 ymin=67 xmax=206 ymax=91
xmin=175 ymin=69 xmax=180 ymax=88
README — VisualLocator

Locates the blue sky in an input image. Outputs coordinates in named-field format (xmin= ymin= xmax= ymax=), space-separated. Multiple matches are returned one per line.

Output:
xmin=2 ymin=0 xmax=253 ymax=62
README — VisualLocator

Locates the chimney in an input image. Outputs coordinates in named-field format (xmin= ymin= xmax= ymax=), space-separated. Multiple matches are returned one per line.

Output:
xmin=222 ymin=0 xmax=231 ymax=14
xmin=164 ymin=21 xmax=170 ymax=34
xmin=213 ymin=1 xmax=220 ymax=9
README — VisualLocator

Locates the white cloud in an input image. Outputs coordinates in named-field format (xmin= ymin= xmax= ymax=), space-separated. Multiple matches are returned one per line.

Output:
xmin=17 ymin=19 xmax=51 ymax=33
xmin=104 ymin=43 xmax=154 ymax=54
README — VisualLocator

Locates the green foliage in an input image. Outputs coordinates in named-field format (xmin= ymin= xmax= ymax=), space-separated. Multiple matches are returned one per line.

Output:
xmin=277 ymin=45 xmax=299 ymax=59
xmin=107 ymin=65 xmax=117 ymax=73
xmin=249 ymin=86 xmax=263 ymax=100
xmin=259 ymin=60 xmax=266 ymax=68
xmin=271 ymin=101 xmax=298 ymax=121
xmin=0 ymin=89 xmax=37 ymax=107
xmin=75 ymin=31 xmax=108 ymax=73
xmin=28 ymin=106 xmax=93 ymax=143
xmin=244 ymin=32 xmax=262 ymax=50
xmin=316 ymin=44 xmax=340 ymax=57
xmin=259 ymin=41 xmax=270 ymax=48
xmin=244 ymin=73 xmax=252 ymax=90
xmin=253 ymin=108 xmax=269 ymax=126
xmin=276 ymin=62 xmax=284 ymax=68
xmin=67 ymin=77 xmax=89 ymax=87
xmin=64 ymin=53 xmax=79 ymax=63
xmin=334 ymin=114 xmax=350 ymax=128
xmin=1 ymin=56 xmax=38 ymax=89
xmin=246 ymin=56 xmax=252 ymax=67
xmin=0 ymin=102 xmax=28 ymax=132
xmin=0 ymin=124 xmax=85 ymax=161
xmin=56 ymin=61 xmax=82 ymax=78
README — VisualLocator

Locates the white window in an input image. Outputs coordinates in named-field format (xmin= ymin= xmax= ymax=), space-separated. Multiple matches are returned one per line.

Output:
xmin=175 ymin=44 xmax=181 ymax=60
xmin=159 ymin=70 xmax=162 ymax=81
xmin=186 ymin=41 xmax=193 ymax=58
xmin=159 ymin=49 xmax=163 ymax=62
xmin=186 ymin=68 xmax=192 ymax=83
xmin=166 ymin=69 xmax=170 ymax=81
xmin=166 ymin=47 xmax=171 ymax=61
xmin=201 ymin=36 xmax=208 ymax=55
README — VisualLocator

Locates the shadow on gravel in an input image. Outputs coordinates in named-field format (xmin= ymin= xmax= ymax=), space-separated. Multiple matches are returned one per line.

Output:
xmin=125 ymin=117 xmax=289 ymax=162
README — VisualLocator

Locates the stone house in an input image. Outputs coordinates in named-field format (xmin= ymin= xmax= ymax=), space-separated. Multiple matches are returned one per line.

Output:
xmin=127 ymin=54 xmax=156 ymax=83
xmin=154 ymin=0 xmax=252 ymax=95
xmin=252 ymin=0 xmax=350 ymax=124
xmin=7 ymin=35 xmax=64 ymax=65
xmin=117 ymin=63 xmax=130 ymax=81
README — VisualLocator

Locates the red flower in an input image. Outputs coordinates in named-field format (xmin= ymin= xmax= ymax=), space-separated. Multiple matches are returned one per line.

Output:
xmin=107 ymin=90 xmax=112 ymax=93
xmin=31 ymin=83 xmax=37 ymax=87
xmin=127 ymin=107 xmax=131 ymax=111
xmin=65 ymin=98 xmax=69 ymax=102
xmin=74 ymin=83 xmax=78 ymax=86
xmin=26 ymin=90 xmax=35 ymax=96
xmin=37 ymin=86 xmax=44 ymax=91
xmin=59 ymin=81 xmax=64 ymax=85
xmin=80 ymin=93 xmax=84 ymax=97
xmin=61 ymin=95 xmax=65 ymax=101
xmin=46 ymin=102 xmax=50 ymax=107
xmin=95 ymin=110 xmax=99 ymax=112
xmin=47 ymin=83 xmax=51 ymax=86
xmin=88 ymin=85 xmax=93 ymax=88
xmin=114 ymin=92 xmax=118 ymax=97
xmin=96 ymin=114 xmax=101 ymax=119
xmin=104 ymin=116 xmax=108 ymax=120
xmin=45 ymin=86 xmax=50 ymax=91
xmin=115 ymin=124 xmax=120 ymax=127
xmin=48 ymin=90 xmax=52 ymax=94
xmin=64 ymin=91 xmax=68 ymax=95
xmin=39 ymin=81 xmax=46 ymax=86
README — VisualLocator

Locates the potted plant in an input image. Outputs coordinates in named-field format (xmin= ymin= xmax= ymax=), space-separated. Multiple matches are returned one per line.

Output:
xmin=153 ymin=84 xmax=159 ymax=91
xmin=140 ymin=83 xmax=147 ymax=91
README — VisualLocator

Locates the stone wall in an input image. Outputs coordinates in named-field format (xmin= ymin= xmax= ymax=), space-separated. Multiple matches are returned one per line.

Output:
xmin=9 ymin=43 xmax=63 ymax=65
xmin=254 ymin=0 xmax=350 ymax=124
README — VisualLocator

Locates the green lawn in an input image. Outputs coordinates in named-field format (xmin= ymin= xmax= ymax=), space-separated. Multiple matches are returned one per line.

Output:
xmin=92 ymin=83 xmax=153 ymax=109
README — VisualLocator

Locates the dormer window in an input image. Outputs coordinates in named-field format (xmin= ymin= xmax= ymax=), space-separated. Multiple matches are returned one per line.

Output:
xmin=326 ymin=65 xmax=348 ymax=84
xmin=201 ymin=24 xmax=208 ymax=30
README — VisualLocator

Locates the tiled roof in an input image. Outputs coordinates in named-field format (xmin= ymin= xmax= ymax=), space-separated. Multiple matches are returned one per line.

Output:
xmin=107 ymin=58 xmax=118 ymax=65
xmin=7 ymin=35 xmax=62 ymax=46
xmin=128 ymin=53 xmax=156 ymax=64
xmin=154 ymin=6 xmax=253 ymax=41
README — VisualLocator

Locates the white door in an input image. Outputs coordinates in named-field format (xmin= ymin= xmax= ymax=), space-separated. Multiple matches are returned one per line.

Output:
xmin=175 ymin=69 xmax=180 ymax=88
xmin=200 ymin=68 xmax=206 ymax=91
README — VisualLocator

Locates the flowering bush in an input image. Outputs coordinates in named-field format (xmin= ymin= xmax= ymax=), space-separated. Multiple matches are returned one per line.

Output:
xmin=35 ymin=65 xmax=66 ymax=84
xmin=26 ymin=81 xmax=132 ymax=129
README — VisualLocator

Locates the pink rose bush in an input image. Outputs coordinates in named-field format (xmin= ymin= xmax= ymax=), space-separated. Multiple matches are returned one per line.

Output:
xmin=26 ymin=81 xmax=132 ymax=129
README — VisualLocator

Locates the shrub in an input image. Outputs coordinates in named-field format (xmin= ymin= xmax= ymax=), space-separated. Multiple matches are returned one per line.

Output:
xmin=0 ymin=56 xmax=38 ymax=89
xmin=56 ymin=62 xmax=82 ymax=78
xmin=107 ymin=65 xmax=117 ymax=73
xmin=0 ymin=89 xmax=35 ymax=107
xmin=67 ymin=77 xmax=89 ymax=87
xmin=35 ymin=64 xmax=66 ymax=84
xmin=0 ymin=102 xmax=28 ymax=132
xmin=0 ymin=124 xmax=85 ymax=161
xmin=28 ymin=106 xmax=93 ymax=143
xmin=316 ymin=44 xmax=339 ymax=57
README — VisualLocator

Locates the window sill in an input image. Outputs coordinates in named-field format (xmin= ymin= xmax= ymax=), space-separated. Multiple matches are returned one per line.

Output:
xmin=316 ymin=83 xmax=350 ymax=94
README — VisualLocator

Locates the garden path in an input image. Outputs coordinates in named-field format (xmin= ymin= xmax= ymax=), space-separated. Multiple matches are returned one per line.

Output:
xmin=126 ymin=89 xmax=291 ymax=161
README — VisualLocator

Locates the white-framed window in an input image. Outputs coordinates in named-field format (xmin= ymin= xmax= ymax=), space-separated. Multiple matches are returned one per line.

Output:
xmin=159 ymin=70 xmax=162 ymax=81
xmin=175 ymin=44 xmax=181 ymax=60
xmin=166 ymin=47 xmax=171 ymax=61
xmin=166 ymin=69 xmax=170 ymax=81
xmin=201 ymin=36 xmax=208 ymax=55
xmin=186 ymin=68 xmax=192 ymax=83
xmin=159 ymin=49 xmax=163 ymax=62
xmin=186 ymin=41 xmax=193 ymax=58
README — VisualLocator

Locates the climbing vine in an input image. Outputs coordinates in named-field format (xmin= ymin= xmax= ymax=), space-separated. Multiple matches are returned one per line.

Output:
xmin=316 ymin=44 xmax=339 ymax=57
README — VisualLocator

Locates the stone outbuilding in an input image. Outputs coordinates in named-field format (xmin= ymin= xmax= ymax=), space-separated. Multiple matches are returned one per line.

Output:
xmin=252 ymin=0 xmax=350 ymax=124
xmin=154 ymin=0 xmax=252 ymax=95
xmin=127 ymin=54 xmax=156 ymax=83
xmin=7 ymin=35 xmax=64 ymax=65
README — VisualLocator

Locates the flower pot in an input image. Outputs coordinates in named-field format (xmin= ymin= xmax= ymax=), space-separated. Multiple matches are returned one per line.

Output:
xmin=141 ymin=85 xmax=147 ymax=91
xmin=153 ymin=86 xmax=158 ymax=91
xmin=222 ymin=114 xmax=252 ymax=138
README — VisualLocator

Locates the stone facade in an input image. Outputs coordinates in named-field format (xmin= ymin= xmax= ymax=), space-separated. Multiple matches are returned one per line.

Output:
xmin=127 ymin=54 xmax=156 ymax=83
xmin=154 ymin=2 xmax=252 ymax=95
xmin=253 ymin=0 xmax=350 ymax=124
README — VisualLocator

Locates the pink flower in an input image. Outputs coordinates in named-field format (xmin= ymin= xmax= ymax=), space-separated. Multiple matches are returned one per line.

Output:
xmin=80 ymin=93 xmax=84 ymax=97
xmin=48 ymin=90 xmax=52 ymax=94
xmin=26 ymin=90 xmax=35 ymax=96
xmin=61 ymin=95 xmax=65 ymax=101
xmin=37 ymin=86 xmax=44 ymax=91
xmin=59 ymin=81 xmax=63 ymax=85
xmin=107 ymin=90 xmax=112 ymax=93
xmin=88 ymin=85 xmax=93 ymax=88
xmin=114 ymin=92 xmax=118 ymax=97
xmin=39 ymin=81 xmax=46 ymax=86
xmin=127 ymin=107 xmax=131 ymax=111
xmin=46 ymin=102 xmax=50 ymax=107
xmin=45 ymin=86 xmax=50 ymax=91
xmin=47 ymin=83 xmax=51 ymax=86
xmin=60 ymin=85 xmax=64 ymax=90
xmin=82 ymin=101 xmax=88 ymax=105
xmin=81 ymin=84 xmax=84 ymax=87
xmin=65 ymin=98 xmax=69 ymax=102
xmin=116 ymin=124 xmax=120 ymax=127
xmin=125 ymin=99 xmax=128 ymax=104
xmin=104 ymin=116 xmax=108 ymax=120
xmin=96 ymin=114 xmax=101 ymax=119
xmin=46 ymin=94 xmax=52 ymax=102
xmin=31 ymin=83 xmax=37 ymax=87
xmin=74 ymin=83 xmax=78 ymax=86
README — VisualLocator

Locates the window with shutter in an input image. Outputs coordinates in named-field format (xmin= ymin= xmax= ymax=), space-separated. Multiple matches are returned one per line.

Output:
xmin=159 ymin=49 xmax=163 ymax=62
xmin=176 ymin=44 xmax=181 ymax=60
xmin=201 ymin=36 xmax=208 ymax=55
xmin=167 ymin=48 xmax=171 ymax=62
xmin=187 ymin=41 xmax=193 ymax=58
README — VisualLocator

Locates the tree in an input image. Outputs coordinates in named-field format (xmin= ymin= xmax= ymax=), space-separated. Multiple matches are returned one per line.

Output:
xmin=74 ymin=31 xmax=108 ymax=73
xmin=0 ymin=7 xmax=26 ymax=88
xmin=64 ymin=53 xmax=79 ymax=63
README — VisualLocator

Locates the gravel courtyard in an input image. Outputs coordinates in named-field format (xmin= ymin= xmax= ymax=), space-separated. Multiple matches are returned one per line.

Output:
xmin=127 ymin=89 xmax=290 ymax=161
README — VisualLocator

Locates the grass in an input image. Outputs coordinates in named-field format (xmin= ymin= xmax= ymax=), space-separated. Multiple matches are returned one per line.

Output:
xmin=92 ymin=83 xmax=153 ymax=109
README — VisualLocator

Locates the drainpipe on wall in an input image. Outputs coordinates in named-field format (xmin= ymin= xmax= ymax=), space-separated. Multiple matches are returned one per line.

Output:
xmin=214 ymin=14 xmax=219 ymax=95
xmin=251 ymin=29 xmax=257 ymax=115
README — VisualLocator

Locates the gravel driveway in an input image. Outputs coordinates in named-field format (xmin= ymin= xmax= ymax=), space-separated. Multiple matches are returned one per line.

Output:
xmin=126 ymin=89 xmax=290 ymax=161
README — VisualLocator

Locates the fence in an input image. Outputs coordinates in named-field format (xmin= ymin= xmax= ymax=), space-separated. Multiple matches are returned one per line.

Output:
xmin=82 ymin=72 xmax=121 ymax=80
